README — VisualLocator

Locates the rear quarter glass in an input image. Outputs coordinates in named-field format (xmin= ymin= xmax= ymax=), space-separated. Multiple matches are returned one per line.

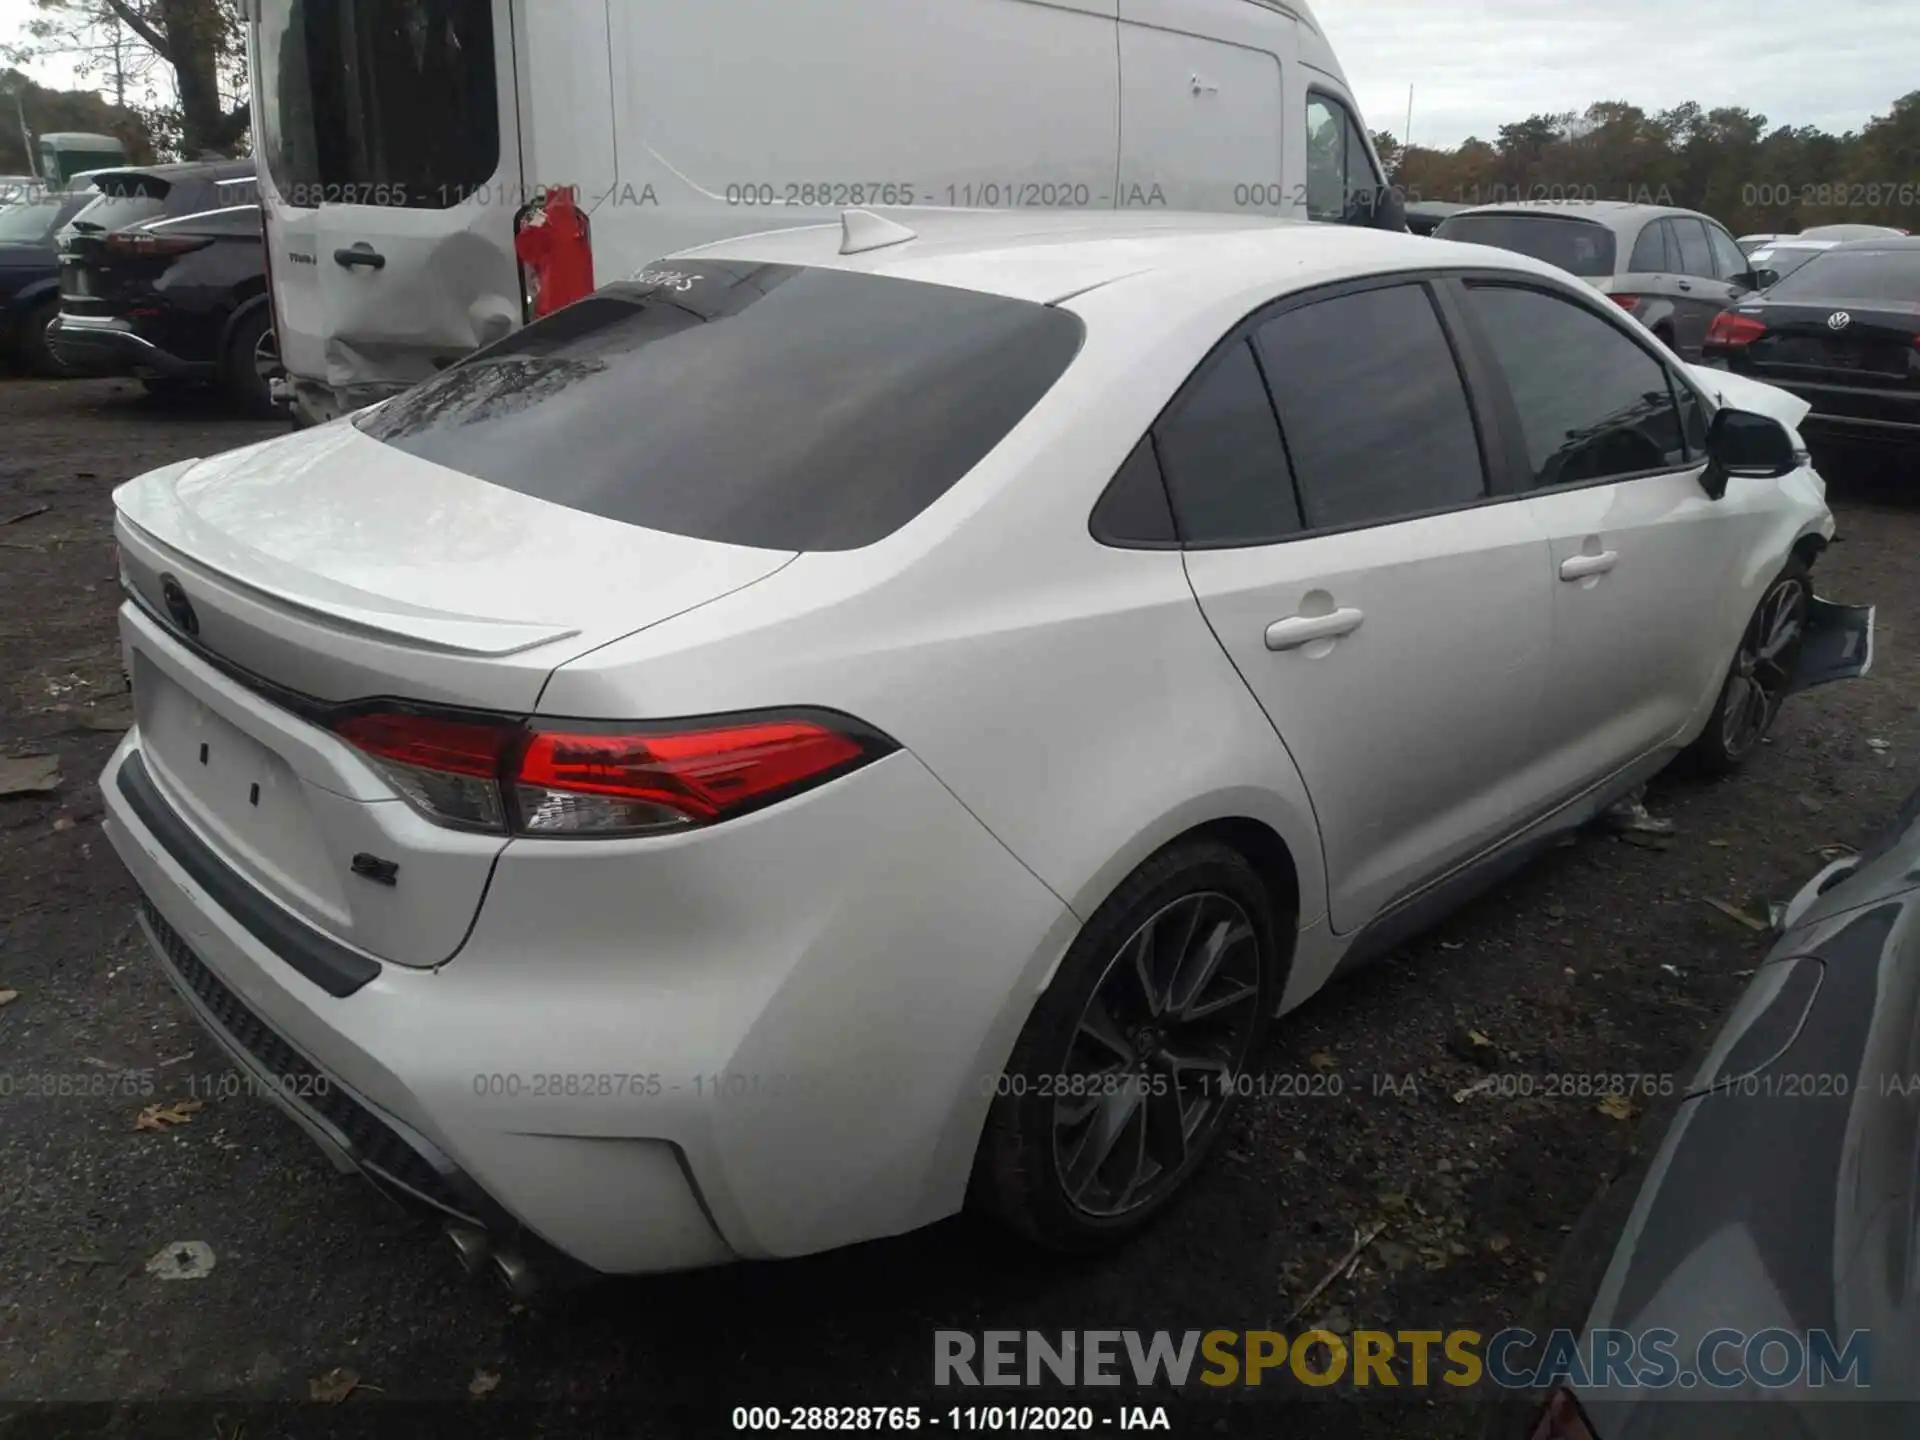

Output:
xmin=354 ymin=261 xmax=1086 ymax=551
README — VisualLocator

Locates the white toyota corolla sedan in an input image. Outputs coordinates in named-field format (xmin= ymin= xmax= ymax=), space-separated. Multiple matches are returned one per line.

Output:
xmin=100 ymin=210 xmax=1869 ymax=1292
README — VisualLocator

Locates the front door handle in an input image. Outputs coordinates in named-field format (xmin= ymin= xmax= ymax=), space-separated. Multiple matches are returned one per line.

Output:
xmin=333 ymin=245 xmax=386 ymax=270
xmin=1560 ymin=550 xmax=1619 ymax=581
xmin=1265 ymin=607 xmax=1364 ymax=651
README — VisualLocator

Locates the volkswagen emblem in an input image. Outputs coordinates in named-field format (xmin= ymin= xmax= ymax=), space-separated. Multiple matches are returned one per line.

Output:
xmin=1827 ymin=311 xmax=1852 ymax=331
xmin=158 ymin=573 xmax=199 ymax=636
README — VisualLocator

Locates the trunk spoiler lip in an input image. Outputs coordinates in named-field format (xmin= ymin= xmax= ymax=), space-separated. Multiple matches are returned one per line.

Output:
xmin=114 ymin=509 xmax=583 ymax=659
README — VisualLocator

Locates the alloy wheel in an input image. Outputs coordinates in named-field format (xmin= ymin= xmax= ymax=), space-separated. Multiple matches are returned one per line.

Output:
xmin=1052 ymin=892 xmax=1262 ymax=1218
xmin=1721 ymin=575 xmax=1807 ymax=759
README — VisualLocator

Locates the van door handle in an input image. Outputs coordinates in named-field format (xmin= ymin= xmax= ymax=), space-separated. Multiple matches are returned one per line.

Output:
xmin=1265 ymin=608 xmax=1364 ymax=651
xmin=333 ymin=245 xmax=386 ymax=270
xmin=1560 ymin=550 xmax=1619 ymax=581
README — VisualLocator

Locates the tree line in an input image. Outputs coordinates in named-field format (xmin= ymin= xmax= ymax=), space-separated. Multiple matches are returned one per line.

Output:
xmin=1373 ymin=92 xmax=1920 ymax=236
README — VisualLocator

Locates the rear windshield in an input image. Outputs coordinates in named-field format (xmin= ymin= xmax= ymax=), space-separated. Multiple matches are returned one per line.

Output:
xmin=1766 ymin=248 xmax=1919 ymax=303
xmin=65 ymin=176 xmax=172 ymax=234
xmin=355 ymin=261 xmax=1087 ymax=551
xmin=1745 ymin=246 xmax=1829 ymax=286
xmin=0 ymin=197 xmax=71 ymax=243
xmin=1434 ymin=214 xmax=1618 ymax=277
xmin=259 ymin=0 xmax=499 ymax=210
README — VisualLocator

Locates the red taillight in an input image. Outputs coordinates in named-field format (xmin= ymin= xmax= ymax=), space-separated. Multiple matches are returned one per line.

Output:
xmin=332 ymin=708 xmax=890 ymax=837
xmin=1528 ymin=1388 xmax=1598 ymax=1440
xmin=1610 ymin=294 xmax=1639 ymax=311
xmin=1706 ymin=311 xmax=1768 ymax=348
xmin=105 ymin=231 xmax=213 ymax=257
xmin=333 ymin=711 xmax=518 ymax=832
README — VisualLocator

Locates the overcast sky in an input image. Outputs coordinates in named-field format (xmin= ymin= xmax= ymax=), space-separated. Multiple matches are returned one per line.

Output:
xmin=3 ymin=0 xmax=1918 ymax=149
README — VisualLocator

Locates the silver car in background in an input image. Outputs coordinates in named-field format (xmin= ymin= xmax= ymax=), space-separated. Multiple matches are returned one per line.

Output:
xmin=1436 ymin=201 xmax=1766 ymax=359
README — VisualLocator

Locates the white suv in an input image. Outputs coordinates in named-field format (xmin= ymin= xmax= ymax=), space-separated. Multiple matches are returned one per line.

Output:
xmin=100 ymin=211 xmax=1864 ymax=1290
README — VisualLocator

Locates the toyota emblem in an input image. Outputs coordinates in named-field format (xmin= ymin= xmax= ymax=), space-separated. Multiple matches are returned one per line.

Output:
xmin=1827 ymin=311 xmax=1852 ymax=331
xmin=159 ymin=573 xmax=199 ymax=636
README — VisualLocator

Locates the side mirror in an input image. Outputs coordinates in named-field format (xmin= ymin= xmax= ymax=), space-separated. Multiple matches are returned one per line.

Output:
xmin=1344 ymin=184 xmax=1409 ymax=233
xmin=1747 ymin=267 xmax=1779 ymax=290
xmin=1700 ymin=407 xmax=1797 ymax=499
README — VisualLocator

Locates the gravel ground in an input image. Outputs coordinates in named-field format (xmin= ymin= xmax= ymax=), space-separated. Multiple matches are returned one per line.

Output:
xmin=1 ymin=377 xmax=1916 ymax=1439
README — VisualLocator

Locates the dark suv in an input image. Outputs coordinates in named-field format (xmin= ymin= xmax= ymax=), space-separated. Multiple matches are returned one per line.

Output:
xmin=47 ymin=159 xmax=278 ymax=414
xmin=0 ymin=185 xmax=100 ymax=374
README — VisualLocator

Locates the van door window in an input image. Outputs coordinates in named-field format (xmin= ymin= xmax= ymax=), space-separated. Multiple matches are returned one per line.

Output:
xmin=258 ymin=0 xmax=499 ymax=210
xmin=1305 ymin=94 xmax=1381 ymax=223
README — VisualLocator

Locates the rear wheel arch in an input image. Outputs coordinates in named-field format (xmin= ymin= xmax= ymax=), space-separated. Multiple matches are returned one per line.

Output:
xmin=1050 ymin=815 xmax=1304 ymax=1001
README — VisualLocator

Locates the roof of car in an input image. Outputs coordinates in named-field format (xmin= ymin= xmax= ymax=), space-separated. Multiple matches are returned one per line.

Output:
xmin=1442 ymin=199 xmax=1708 ymax=230
xmin=672 ymin=208 xmax=1569 ymax=307
xmin=1831 ymin=235 xmax=1920 ymax=250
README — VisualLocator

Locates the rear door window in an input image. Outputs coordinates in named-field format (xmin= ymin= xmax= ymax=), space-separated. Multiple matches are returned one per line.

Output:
xmin=1256 ymin=283 xmax=1486 ymax=530
xmin=259 ymin=0 xmax=500 ymax=209
xmin=1154 ymin=340 xmax=1302 ymax=546
xmin=1670 ymin=218 xmax=1715 ymax=278
xmin=1628 ymin=220 xmax=1671 ymax=273
xmin=355 ymin=260 xmax=1085 ymax=551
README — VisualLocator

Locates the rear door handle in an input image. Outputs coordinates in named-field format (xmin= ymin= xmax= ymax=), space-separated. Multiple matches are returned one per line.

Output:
xmin=1265 ymin=608 xmax=1364 ymax=651
xmin=1560 ymin=551 xmax=1619 ymax=581
xmin=333 ymin=245 xmax=386 ymax=270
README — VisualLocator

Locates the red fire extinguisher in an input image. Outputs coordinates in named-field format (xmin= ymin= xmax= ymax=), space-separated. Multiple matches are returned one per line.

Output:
xmin=513 ymin=185 xmax=595 ymax=321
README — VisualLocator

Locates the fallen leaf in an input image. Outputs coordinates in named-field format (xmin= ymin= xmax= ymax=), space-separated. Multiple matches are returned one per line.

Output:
xmin=1488 ymin=1235 xmax=1511 ymax=1254
xmin=1308 ymin=1051 xmax=1337 ymax=1071
xmin=134 ymin=1099 xmax=204 ymax=1131
xmin=2 ymin=504 xmax=48 ymax=526
xmin=0 ymin=989 xmax=17 ymax=1007
xmin=1703 ymin=898 xmax=1769 ymax=933
xmin=310 ymin=1368 xmax=364 ymax=1404
xmin=469 ymin=1369 xmax=501 ymax=1398
xmin=1439 ymin=940 xmax=1464 ymax=951
xmin=1708 ymin=838 xmax=1730 ymax=848
xmin=1452 ymin=1075 xmax=1498 ymax=1104
xmin=1533 ymin=1269 xmax=1549 ymax=1285
xmin=1598 ymin=1094 xmax=1635 ymax=1121
xmin=52 ymin=816 xmax=75 ymax=831
xmin=0 ymin=754 xmax=61 ymax=797
xmin=145 ymin=1240 xmax=215 ymax=1280
xmin=1467 ymin=1029 xmax=1493 ymax=1048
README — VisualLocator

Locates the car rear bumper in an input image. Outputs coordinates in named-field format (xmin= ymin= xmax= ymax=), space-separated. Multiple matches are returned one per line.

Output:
xmin=47 ymin=312 xmax=212 ymax=379
xmin=99 ymin=723 xmax=1075 ymax=1274
xmin=1746 ymin=375 xmax=1920 ymax=444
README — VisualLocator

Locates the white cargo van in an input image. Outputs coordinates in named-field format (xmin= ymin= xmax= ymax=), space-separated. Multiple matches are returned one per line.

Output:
xmin=246 ymin=0 xmax=1396 ymax=423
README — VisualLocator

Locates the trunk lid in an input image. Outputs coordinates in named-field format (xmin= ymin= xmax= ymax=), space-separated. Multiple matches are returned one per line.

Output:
xmin=114 ymin=419 xmax=798 ymax=712
xmin=113 ymin=422 xmax=795 ymax=968
xmin=1742 ymin=301 xmax=1920 ymax=389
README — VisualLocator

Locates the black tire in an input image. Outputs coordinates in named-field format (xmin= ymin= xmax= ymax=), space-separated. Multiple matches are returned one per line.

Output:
xmin=972 ymin=838 xmax=1286 ymax=1252
xmin=1686 ymin=555 xmax=1812 ymax=776
xmin=20 ymin=295 xmax=73 ymax=377
xmin=221 ymin=307 xmax=282 ymax=418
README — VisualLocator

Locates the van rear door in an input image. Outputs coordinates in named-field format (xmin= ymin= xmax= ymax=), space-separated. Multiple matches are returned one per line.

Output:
xmin=253 ymin=0 xmax=523 ymax=409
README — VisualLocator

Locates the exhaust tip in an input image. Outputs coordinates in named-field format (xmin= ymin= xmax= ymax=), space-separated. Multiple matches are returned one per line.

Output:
xmin=445 ymin=1224 xmax=490 ymax=1275
xmin=491 ymin=1247 xmax=538 ymax=1301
